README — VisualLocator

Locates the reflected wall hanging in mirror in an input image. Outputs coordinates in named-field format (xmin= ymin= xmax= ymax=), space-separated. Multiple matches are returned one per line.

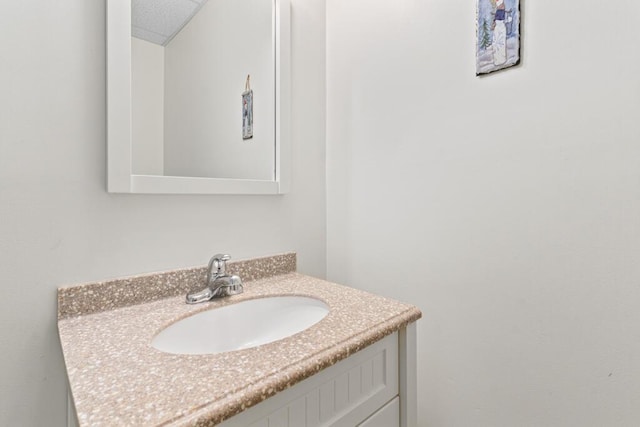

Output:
xmin=107 ymin=0 xmax=290 ymax=194
xmin=476 ymin=0 xmax=520 ymax=75
xmin=243 ymin=75 xmax=254 ymax=140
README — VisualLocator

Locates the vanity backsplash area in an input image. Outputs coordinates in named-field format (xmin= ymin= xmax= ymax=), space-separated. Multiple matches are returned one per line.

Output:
xmin=58 ymin=253 xmax=422 ymax=426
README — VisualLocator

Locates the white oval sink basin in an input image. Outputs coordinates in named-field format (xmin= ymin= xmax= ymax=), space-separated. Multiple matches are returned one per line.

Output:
xmin=152 ymin=296 xmax=329 ymax=355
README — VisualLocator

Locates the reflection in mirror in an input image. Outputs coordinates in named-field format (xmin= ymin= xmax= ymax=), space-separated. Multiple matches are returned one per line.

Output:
xmin=131 ymin=0 xmax=274 ymax=180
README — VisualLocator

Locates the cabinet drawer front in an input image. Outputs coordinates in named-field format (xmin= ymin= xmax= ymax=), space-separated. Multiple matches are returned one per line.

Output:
xmin=358 ymin=397 xmax=400 ymax=427
xmin=221 ymin=333 xmax=399 ymax=427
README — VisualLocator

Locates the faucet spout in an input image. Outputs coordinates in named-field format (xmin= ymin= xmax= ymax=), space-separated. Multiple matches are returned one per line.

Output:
xmin=210 ymin=275 xmax=243 ymax=296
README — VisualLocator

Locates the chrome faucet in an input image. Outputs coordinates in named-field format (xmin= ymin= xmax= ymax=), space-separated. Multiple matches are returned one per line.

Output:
xmin=186 ymin=254 xmax=243 ymax=304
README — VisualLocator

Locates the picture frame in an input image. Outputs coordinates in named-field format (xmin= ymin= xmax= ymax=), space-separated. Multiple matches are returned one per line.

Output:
xmin=476 ymin=0 xmax=521 ymax=75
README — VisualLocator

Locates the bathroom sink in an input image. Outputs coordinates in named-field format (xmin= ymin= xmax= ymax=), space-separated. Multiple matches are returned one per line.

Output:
xmin=151 ymin=296 xmax=329 ymax=355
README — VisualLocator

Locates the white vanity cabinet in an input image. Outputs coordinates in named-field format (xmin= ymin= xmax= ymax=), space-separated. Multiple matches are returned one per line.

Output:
xmin=219 ymin=323 xmax=417 ymax=427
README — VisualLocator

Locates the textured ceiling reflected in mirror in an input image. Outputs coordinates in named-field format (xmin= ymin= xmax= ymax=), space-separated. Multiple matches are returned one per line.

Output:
xmin=132 ymin=0 xmax=210 ymax=46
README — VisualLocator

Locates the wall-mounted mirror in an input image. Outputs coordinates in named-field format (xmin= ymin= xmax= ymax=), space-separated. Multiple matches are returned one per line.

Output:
xmin=107 ymin=0 xmax=290 ymax=194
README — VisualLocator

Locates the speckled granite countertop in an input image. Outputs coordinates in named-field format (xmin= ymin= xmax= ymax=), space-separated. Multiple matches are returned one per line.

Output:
xmin=57 ymin=253 xmax=422 ymax=426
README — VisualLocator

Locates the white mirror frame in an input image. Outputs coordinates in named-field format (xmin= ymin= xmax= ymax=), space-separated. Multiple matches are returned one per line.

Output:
xmin=107 ymin=0 xmax=290 ymax=194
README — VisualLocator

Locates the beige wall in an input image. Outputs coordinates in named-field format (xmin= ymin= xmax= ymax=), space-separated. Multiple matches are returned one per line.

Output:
xmin=327 ymin=0 xmax=640 ymax=425
xmin=0 ymin=0 xmax=326 ymax=425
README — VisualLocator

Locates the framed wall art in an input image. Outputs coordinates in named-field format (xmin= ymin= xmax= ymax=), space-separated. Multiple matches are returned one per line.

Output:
xmin=476 ymin=0 xmax=521 ymax=75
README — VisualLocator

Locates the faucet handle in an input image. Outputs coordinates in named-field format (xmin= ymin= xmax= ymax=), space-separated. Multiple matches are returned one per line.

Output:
xmin=209 ymin=254 xmax=231 ymax=276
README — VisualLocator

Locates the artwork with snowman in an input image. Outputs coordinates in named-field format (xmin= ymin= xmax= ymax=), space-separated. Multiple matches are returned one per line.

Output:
xmin=476 ymin=0 xmax=520 ymax=75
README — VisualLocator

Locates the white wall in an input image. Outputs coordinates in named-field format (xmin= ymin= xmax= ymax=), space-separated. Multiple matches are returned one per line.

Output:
xmin=0 ymin=0 xmax=325 ymax=425
xmin=131 ymin=37 xmax=165 ymax=175
xmin=327 ymin=0 xmax=640 ymax=426
xmin=163 ymin=0 xmax=274 ymax=180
